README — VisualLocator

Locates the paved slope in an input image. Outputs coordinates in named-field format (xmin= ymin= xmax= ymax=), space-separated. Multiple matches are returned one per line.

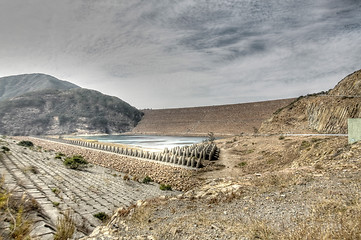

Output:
xmin=0 ymin=139 xmax=176 ymax=239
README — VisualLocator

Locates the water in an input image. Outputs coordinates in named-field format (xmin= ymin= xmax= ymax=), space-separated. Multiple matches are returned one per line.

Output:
xmin=75 ymin=135 xmax=206 ymax=150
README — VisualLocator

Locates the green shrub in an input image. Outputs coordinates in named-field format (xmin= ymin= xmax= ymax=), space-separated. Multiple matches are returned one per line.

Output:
xmin=17 ymin=140 xmax=34 ymax=147
xmin=238 ymin=162 xmax=247 ymax=167
xmin=142 ymin=176 xmax=153 ymax=184
xmin=160 ymin=184 xmax=172 ymax=191
xmin=52 ymin=188 xmax=61 ymax=196
xmin=300 ymin=141 xmax=311 ymax=150
xmin=1 ymin=146 xmax=10 ymax=153
xmin=55 ymin=152 xmax=66 ymax=159
xmin=63 ymin=155 xmax=88 ymax=170
xmin=93 ymin=212 xmax=108 ymax=222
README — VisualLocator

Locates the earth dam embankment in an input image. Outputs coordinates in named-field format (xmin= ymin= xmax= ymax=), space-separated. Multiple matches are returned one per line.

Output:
xmin=131 ymin=98 xmax=295 ymax=136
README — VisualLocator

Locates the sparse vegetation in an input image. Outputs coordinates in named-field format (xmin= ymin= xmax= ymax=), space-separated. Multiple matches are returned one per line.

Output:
xmin=160 ymin=184 xmax=172 ymax=191
xmin=237 ymin=161 xmax=247 ymax=167
xmin=52 ymin=201 xmax=60 ymax=207
xmin=93 ymin=212 xmax=109 ymax=222
xmin=55 ymin=152 xmax=66 ymax=159
xmin=63 ymin=155 xmax=88 ymax=169
xmin=23 ymin=165 xmax=39 ymax=174
xmin=0 ymin=175 xmax=33 ymax=240
xmin=142 ymin=176 xmax=153 ymax=184
xmin=54 ymin=210 xmax=75 ymax=240
xmin=1 ymin=146 xmax=10 ymax=153
xmin=17 ymin=140 xmax=34 ymax=148
xmin=52 ymin=188 xmax=61 ymax=196
xmin=300 ymin=140 xmax=311 ymax=150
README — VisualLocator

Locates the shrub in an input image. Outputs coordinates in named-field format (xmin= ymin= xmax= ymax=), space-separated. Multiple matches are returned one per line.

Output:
xmin=123 ymin=175 xmax=130 ymax=181
xmin=52 ymin=188 xmax=61 ymax=195
xmin=63 ymin=155 xmax=88 ymax=170
xmin=0 ymin=176 xmax=33 ymax=240
xmin=142 ymin=176 xmax=153 ymax=184
xmin=300 ymin=141 xmax=311 ymax=150
xmin=17 ymin=140 xmax=34 ymax=147
xmin=160 ymin=184 xmax=172 ymax=191
xmin=1 ymin=146 xmax=10 ymax=153
xmin=28 ymin=166 xmax=39 ymax=174
xmin=93 ymin=212 xmax=109 ymax=222
xmin=55 ymin=152 xmax=66 ymax=159
xmin=238 ymin=162 xmax=247 ymax=167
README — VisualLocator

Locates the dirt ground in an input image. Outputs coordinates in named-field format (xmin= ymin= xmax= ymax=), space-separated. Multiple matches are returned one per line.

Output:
xmin=84 ymin=135 xmax=361 ymax=239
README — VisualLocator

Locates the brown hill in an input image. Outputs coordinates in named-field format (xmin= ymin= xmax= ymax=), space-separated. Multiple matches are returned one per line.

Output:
xmin=260 ymin=69 xmax=361 ymax=134
xmin=131 ymin=99 xmax=295 ymax=136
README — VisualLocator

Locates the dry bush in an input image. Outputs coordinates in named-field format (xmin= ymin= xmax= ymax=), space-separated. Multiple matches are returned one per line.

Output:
xmin=10 ymin=205 xmax=32 ymax=240
xmin=280 ymin=198 xmax=361 ymax=240
xmin=54 ymin=210 xmax=76 ymax=240
xmin=117 ymin=204 xmax=136 ymax=218
xmin=0 ymin=176 xmax=33 ymax=240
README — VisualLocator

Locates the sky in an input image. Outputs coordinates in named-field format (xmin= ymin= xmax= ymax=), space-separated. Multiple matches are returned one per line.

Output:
xmin=0 ymin=0 xmax=360 ymax=109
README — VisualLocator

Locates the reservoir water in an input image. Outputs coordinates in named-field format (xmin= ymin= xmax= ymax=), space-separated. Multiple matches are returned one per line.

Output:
xmin=77 ymin=135 xmax=207 ymax=150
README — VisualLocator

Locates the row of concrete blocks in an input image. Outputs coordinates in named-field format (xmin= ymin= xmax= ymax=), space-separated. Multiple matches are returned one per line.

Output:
xmin=164 ymin=143 xmax=219 ymax=161
xmin=59 ymin=139 xmax=203 ymax=168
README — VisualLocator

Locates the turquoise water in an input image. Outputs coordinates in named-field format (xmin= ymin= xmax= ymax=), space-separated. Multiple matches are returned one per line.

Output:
xmin=76 ymin=135 xmax=206 ymax=150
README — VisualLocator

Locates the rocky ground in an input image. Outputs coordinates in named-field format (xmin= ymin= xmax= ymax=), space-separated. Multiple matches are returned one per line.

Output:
xmin=1 ymin=135 xmax=360 ymax=239
xmin=83 ymin=135 xmax=361 ymax=239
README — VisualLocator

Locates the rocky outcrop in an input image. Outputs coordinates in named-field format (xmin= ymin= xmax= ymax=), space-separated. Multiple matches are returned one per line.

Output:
xmin=260 ymin=69 xmax=361 ymax=134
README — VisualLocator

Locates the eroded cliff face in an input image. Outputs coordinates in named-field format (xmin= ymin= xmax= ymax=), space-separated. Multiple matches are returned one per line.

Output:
xmin=260 ymin=69 xmax=361 ymax=134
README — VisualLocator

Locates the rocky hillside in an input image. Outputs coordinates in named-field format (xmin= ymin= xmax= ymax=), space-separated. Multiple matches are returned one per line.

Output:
xmin=132 ymin=99 xmax=295 ymax=136
xmin=0 ymin=73 xmax=79 ymax=101
xmin=260 ymin=69 xmax=361 ymax=134
xmin=0 ymin=88 xmax=143 ymax=135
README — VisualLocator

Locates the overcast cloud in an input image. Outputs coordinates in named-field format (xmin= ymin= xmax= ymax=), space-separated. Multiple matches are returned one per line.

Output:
xmin=0 ymin=0 xmax=360 ymax=108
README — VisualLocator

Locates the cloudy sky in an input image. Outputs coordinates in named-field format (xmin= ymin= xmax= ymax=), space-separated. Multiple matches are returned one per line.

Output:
xmin=0 ymin=0 xmax=360 ymax=108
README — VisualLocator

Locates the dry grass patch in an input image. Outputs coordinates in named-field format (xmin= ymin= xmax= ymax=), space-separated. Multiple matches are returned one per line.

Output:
xmin=0 ymin=174 xmax=34 ymax=240
xmin=54 ymin=210 xmax=76 ymax=240
xmin=280 ymin=197 xmax=361 ymax=240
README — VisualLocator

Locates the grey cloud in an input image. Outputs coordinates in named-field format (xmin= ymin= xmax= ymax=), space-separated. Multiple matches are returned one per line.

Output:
xmin=0 ymin=0 xmax=360 ymax=108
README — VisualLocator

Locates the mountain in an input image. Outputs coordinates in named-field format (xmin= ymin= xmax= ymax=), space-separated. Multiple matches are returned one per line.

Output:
xmin=0 ymin=88 xmax=143 ymax=135
xmin=0 ymin=73 xmax=80 ymax=102
xmin=260 ymin=69 xmax=361 ymax=134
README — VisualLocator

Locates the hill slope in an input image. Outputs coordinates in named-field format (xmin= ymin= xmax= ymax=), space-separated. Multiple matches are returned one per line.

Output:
xmin=260 ymin=69 xmax=361 ymax=134
xmin=0 ymin=88 xmax=143 ymax=135
xmin=0 ymin=73 xmax=80 ymax=101
xmin=131 ymin=99 xmax=295 ymax=136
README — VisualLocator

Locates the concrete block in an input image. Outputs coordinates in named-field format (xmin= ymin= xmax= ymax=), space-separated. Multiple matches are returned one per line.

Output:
xmin=348 ymin=118 xmax=361 ymax=144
